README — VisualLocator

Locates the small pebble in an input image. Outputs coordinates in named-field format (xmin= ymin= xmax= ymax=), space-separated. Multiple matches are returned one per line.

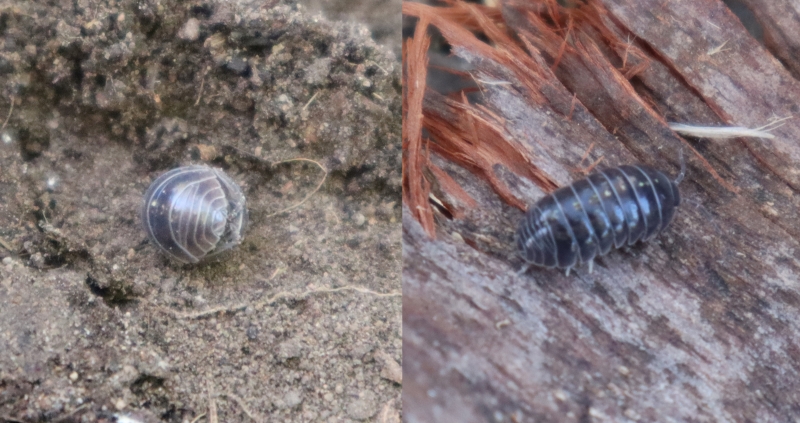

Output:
xmin=346 ymin=391 xmax=378 ymax=420
xmin=46 ymin=175 xmax=59 ymax=192
xmin=193 ymin=144 xmax=217 ymax=161
xmin=1 ymin=130 xmax=14 ymax=145
xmin=178 ymin=18 xmax=200 ymax=41
xmin=246 ymin=325 xmax=258 ymax=341
xmin=352 ymin=212 xmax=366 ymax=227
xmin=30 ymin=252 xmax=45 ymax=269
xmin=283 ymin=389 xmax=303 ymax=408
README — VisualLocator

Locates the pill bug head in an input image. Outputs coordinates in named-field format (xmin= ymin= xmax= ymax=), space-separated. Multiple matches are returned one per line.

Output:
xmin=516 ymin=206 xmax=559 ymax=268
xmin=141 ymin=165 xmax=247 ymax=264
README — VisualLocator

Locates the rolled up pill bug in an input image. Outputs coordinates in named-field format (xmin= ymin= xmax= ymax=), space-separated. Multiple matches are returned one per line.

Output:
xmin=516 ymin=165 xmax=681 ymax=275
xmin=141 ymin=165 xmax=247 ymax=264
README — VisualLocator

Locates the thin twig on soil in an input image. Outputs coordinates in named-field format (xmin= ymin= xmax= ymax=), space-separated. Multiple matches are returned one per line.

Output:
xmin=268 ymin=266 xmax=286 ymax=280
xmin=377 ymin=399 xmax=399 ymax=423
xmin=207 ymin=380 xmax=218 ymax=423
xmin=167 ymin=284 xmax=401 ymax=319
xmin=1 ymin=97 xmax=14 ymax=130
xmin=221 ymin=392 xmax=264 ymax=423
xmin=302 ymin=91 xmax=319 ymax=110
xmin=265 ymin=157 xmax=327 ymax=217
xmin=53 ymin=404 xmax=87 ymax=422
xmin=366 ymin=60 xmax=390 ymax=75
xmin=194 ymin=68 xmax=208 ymax=106
xmin=0 ymin=237 xmax=14 ymax=252
xmin=217 ymin=144 xmax=328 ymax=217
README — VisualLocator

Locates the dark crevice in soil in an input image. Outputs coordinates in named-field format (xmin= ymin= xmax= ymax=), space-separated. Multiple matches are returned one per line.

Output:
xmin=130 ymin=374 xmax=166 ymax=394
xmin=84 ymin=275 xmax=137 ymax=306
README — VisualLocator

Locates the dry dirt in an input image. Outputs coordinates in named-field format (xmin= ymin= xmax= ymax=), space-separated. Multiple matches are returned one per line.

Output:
xmin=0 ymin=0 xmax=401 ymax=421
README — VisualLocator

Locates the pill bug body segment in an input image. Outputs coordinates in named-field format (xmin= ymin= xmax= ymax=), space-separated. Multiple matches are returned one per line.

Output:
xmin=517 ymin=165 xmax=680 ymax=273
xmin=142 ymin=165 xmax=247 ymax=264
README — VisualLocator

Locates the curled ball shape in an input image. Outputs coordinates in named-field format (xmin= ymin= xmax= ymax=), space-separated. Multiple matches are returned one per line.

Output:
xmin=142 ymin=165 xmax=247 ymax=264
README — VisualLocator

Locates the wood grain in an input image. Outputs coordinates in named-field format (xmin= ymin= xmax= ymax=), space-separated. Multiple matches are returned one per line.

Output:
xmin=403 ymin=1 xmax=800 ymax=421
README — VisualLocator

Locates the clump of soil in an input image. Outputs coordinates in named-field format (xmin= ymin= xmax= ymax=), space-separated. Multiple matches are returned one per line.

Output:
xmin=0 ymin=0 xmax=401 ymax=421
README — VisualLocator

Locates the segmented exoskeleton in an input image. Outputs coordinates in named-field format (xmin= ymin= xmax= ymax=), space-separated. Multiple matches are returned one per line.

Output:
xmin=142 ymin=165 xmax=247 ymax=264
xmin=516 ymin=165 xmax=681 ymax=275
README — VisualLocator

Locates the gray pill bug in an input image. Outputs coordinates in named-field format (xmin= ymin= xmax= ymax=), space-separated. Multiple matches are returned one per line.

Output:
xmin=517 ymin=164 xmax=683 ymax=275
xmin=141 ymin=165 xmax=247 ymax=264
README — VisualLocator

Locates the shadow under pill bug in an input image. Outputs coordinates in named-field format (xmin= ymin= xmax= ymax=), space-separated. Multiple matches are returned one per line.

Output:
xmin=516 ymin=165 xmax=681 ymax=275
xmin=141 ymin=165 xmax=247 ymax=264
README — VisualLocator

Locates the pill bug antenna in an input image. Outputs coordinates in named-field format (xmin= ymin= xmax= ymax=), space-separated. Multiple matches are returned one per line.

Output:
xmin=674 ymin=147 xmax=686 ymax=185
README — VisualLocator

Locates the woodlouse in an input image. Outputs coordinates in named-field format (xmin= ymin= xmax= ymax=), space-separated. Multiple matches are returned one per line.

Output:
xmin=141 ymin=165 xmax=247 ymax=264
xmin=516 ymin=165 xmax=681 ymax=274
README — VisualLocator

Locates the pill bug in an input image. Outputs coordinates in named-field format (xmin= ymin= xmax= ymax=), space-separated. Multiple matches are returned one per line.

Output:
xmin=141 ymin=165 xmax=247 ymax=264
xmin=516 ymin=165 xmax=681 ymax=275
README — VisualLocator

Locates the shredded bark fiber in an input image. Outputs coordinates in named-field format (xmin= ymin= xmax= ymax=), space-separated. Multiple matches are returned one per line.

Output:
xmin=403 ymin=14 xmax=436 ymax=237
xmin=403 ymin=0 xmax=800 ymax=421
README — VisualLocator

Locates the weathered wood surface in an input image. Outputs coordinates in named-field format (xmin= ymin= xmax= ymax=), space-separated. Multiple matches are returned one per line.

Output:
xmin=403 ymin=0 xmax=800 ymax=421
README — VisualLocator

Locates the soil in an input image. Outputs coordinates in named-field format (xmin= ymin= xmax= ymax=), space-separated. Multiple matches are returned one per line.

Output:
xmin=0 ymin=0 xmax=401 ymax=422
xmin=298 ymin=0 xmax=401 ymax=60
